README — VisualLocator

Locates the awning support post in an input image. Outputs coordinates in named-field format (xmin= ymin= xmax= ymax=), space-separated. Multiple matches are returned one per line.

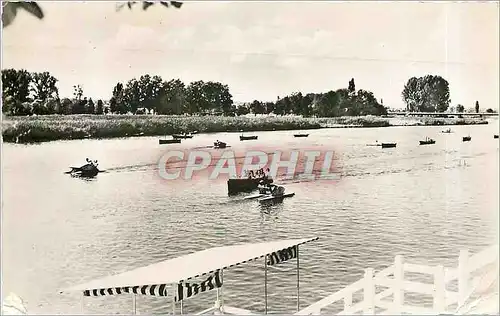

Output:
xmin=220 ymin=269 xmax=225 ymax=311
xmin=81 ymin=293 xmax=84 ymax=314
xmin=264 ymin=254 xmax=268 ymax=315
xmin=132 ymin=294 xmax=137 ymax=315
xmin=180 ymin=300 xmax=183 ymax=315
xmin=172 ymin=286 xmax=176 ymax=315
xmin=297 ymin=245 xmax=300 ymax=312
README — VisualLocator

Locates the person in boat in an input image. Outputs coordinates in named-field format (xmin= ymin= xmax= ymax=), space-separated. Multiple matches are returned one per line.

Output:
xmin=267 ymin=184 xmax=285 ymax=196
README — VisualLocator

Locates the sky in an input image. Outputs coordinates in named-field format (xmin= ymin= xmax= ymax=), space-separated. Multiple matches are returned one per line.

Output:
xmin=2 ymin=1 xmax=499 ymax=109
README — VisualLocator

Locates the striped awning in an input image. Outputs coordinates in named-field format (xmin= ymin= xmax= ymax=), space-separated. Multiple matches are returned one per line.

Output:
xmin=61 ymin=237 xmax=318 ymax=298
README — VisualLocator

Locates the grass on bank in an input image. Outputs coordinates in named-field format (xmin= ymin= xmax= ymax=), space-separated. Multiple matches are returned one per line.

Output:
xmin=1 ymin=114 xmax=488 ymax=143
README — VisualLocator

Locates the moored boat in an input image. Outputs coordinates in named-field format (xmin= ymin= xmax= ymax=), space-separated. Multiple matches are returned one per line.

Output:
xmin=381 ymin=143 xmax=396 ymax=148
xmin=463 ymin=135 xmax=472 ymax=142
xmin=441 ymin=128 xmax=453 ymax=133
xmin=172 ymin=133 xmax=194 ymax=139
xmin=159 ymin=138 xmax=181 ymax=144
xmin=419 ymin=137 xmax=436 ymax=145
xmin=495 ymin=135 xmax=499 ymax=139
xmin=60 ymin=237 xmax=319 ymax=315
xmin=240 ymin=135 xmax=258 ymax=141
xmin=213 ymin=140 xmax=227 ymax=149
xmin=294 ymin=134 xmax=309 ymax=138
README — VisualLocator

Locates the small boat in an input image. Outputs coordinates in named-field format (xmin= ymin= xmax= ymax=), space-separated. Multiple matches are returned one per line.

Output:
xmin=213 ymin=140 xmax=227 ymax=149
xmin=240 ymin=135 xmax=258 ymax=141
xmin=441 ymin=128 xmax=453 ymax=133
xmin=463 ymin=136 xmax=471 ymax=142
xmin=294 ymin=133 xmax=309 ymax=138
xmin=419 ymin=137 xmax=436 ymax=145
xmin=495 ymin=135 xmax=499 ymax=139
xmin=159 ymin=139 xmax=181 ymax=144
xmin=381 ymin=143 xmax=397 ymax=148
xmin=172 ymin=133 xmax=193 ymax=139
xmin=66 ymin=159 xmax=101 ymax=178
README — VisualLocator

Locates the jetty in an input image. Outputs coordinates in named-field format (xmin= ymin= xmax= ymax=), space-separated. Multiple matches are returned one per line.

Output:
xmin=296 ymin=244 xmax=498 ymax=315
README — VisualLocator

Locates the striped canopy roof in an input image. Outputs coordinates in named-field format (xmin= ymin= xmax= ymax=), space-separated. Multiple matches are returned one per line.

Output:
xmin=61 ymin=237 xmax=319 ymax=295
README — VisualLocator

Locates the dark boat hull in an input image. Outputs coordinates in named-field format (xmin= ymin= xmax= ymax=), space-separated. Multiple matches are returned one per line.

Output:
xmin=227 ymin=177 xmax=273 ymax=195
xmin=294 ymin=134 xmax=309 ymax=138
xmin=159 ymin=139 xmax=181 ymax=144
xmin=68 ymin=165 xmax=99 ymax=178
xmin=240 ymin=136 xmax=258 ymax=141
xmin=419 ymin=141 xmax=436 ymax=145
xmin=172 ymin=134 xmax=193 ymax=139
xmin=495 ymin=135 xmax=499 ymax=139
xmin=214 ymin=142 xmax=227 ymax=149
xmin=381 ymin=143 xmax=397 ymax=148
xmin=463 ymin=137 xmax=471 ymax=142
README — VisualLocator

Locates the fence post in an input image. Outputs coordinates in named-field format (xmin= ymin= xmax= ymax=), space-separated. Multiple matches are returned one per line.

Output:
xmin=343 ymin=293 xmax=353 ymax=313
xmin=433 ymin=265 xmax=446 ymax=313
xmin=458 ymin=249 xmax=469 ymax=307
xmin=363 ymin=268 xmax=375 ymax=315
xmin=393 ymin=255 xmax=404 ymax=314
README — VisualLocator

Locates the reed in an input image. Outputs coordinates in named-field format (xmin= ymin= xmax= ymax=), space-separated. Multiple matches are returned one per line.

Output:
xmin=2 ymin=114 xmax=322 ymax=143
xmin=2 ymin=114 xmax=488 ymax=143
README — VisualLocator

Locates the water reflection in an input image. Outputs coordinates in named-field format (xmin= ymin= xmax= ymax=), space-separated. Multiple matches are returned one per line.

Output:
xmin=2 ymin=122 xmax=498 ymax=314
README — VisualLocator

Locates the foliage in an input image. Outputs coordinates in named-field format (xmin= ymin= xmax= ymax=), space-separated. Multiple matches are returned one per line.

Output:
xmin=475 ymin=101 xmax=479 ymax=113
xmin=401 ymin=75 xmax=451 ymax=112
xmin=456 ymin=104 xmax=465 ymax=113
xmin=2 ymin=1 xmax=43 ymax=28
xmin=2 ymin=70 xmax=388 ymax=118
xmin=2 ymin=1 xmax=183 ymax=29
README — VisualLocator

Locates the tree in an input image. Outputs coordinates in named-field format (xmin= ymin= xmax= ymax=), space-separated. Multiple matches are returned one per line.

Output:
xmin=456 ymin=104 xmax=465 ymax=113
xmin=87 ymin=98 xmax=95 ymax=114
xmin=475 ymin=101 xmax=479 ymax=113
xmin=96 ymin=99 xmax=104 ymax=115
xmin=348 ymin=78 xmax=356 ymax=96
xmin=110 ymin=82 xmax=126 ymax=114
xmin=236 ymin=104 xmax=250 ymax=116
xmin=2 ymin=69 xmax=32 ymax=103
xmin=401 ymin=75 xmax=450 ymax=112
xmin=30 ymin=71 xmax=59 ymax=102
xmin=59 ymin=98 xmax=72 ymax=115
xmin=157 ymin=79 xmax=186 ymax=115
xmin=249 ymin=100 xmax=265 ymax=114
xmin=486 ymin=108 xmax=495 ymax=113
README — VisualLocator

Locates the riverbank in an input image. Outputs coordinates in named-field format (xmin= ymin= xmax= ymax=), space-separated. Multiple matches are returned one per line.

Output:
xmin=1 ymin=114 xmax=489 ymax=143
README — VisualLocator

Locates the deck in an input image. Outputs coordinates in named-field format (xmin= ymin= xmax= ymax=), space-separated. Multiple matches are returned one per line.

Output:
xmin=296 ymin=244 xmax=498 ymax=315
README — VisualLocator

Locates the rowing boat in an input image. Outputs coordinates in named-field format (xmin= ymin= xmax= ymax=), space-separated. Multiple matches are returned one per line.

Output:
xmin=60 ymin=237 xmax=319 ymax=315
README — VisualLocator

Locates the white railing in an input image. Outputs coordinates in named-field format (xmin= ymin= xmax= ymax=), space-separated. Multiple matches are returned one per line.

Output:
xmin=296 ymin=245 xmax=499 ymax=315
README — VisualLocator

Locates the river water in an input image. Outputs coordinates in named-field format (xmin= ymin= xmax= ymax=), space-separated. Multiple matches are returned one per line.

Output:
xmin=2 ymin=122 xmax=499 ymax=314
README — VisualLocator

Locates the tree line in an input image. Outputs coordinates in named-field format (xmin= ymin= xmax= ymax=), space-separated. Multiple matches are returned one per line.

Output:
xmin=2 ymin=68 xmax=489 ymax=117
xmin=1 ymin=69 xmax=388 ymax=117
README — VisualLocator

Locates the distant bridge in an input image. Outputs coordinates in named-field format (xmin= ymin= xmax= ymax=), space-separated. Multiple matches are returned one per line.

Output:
xmin=387 ymin=111 xmax=499 ymax=118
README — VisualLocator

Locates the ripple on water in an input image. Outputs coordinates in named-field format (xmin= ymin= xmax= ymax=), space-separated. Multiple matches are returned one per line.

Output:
xmin=2 ymin=124 xmax=498 ymax=314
